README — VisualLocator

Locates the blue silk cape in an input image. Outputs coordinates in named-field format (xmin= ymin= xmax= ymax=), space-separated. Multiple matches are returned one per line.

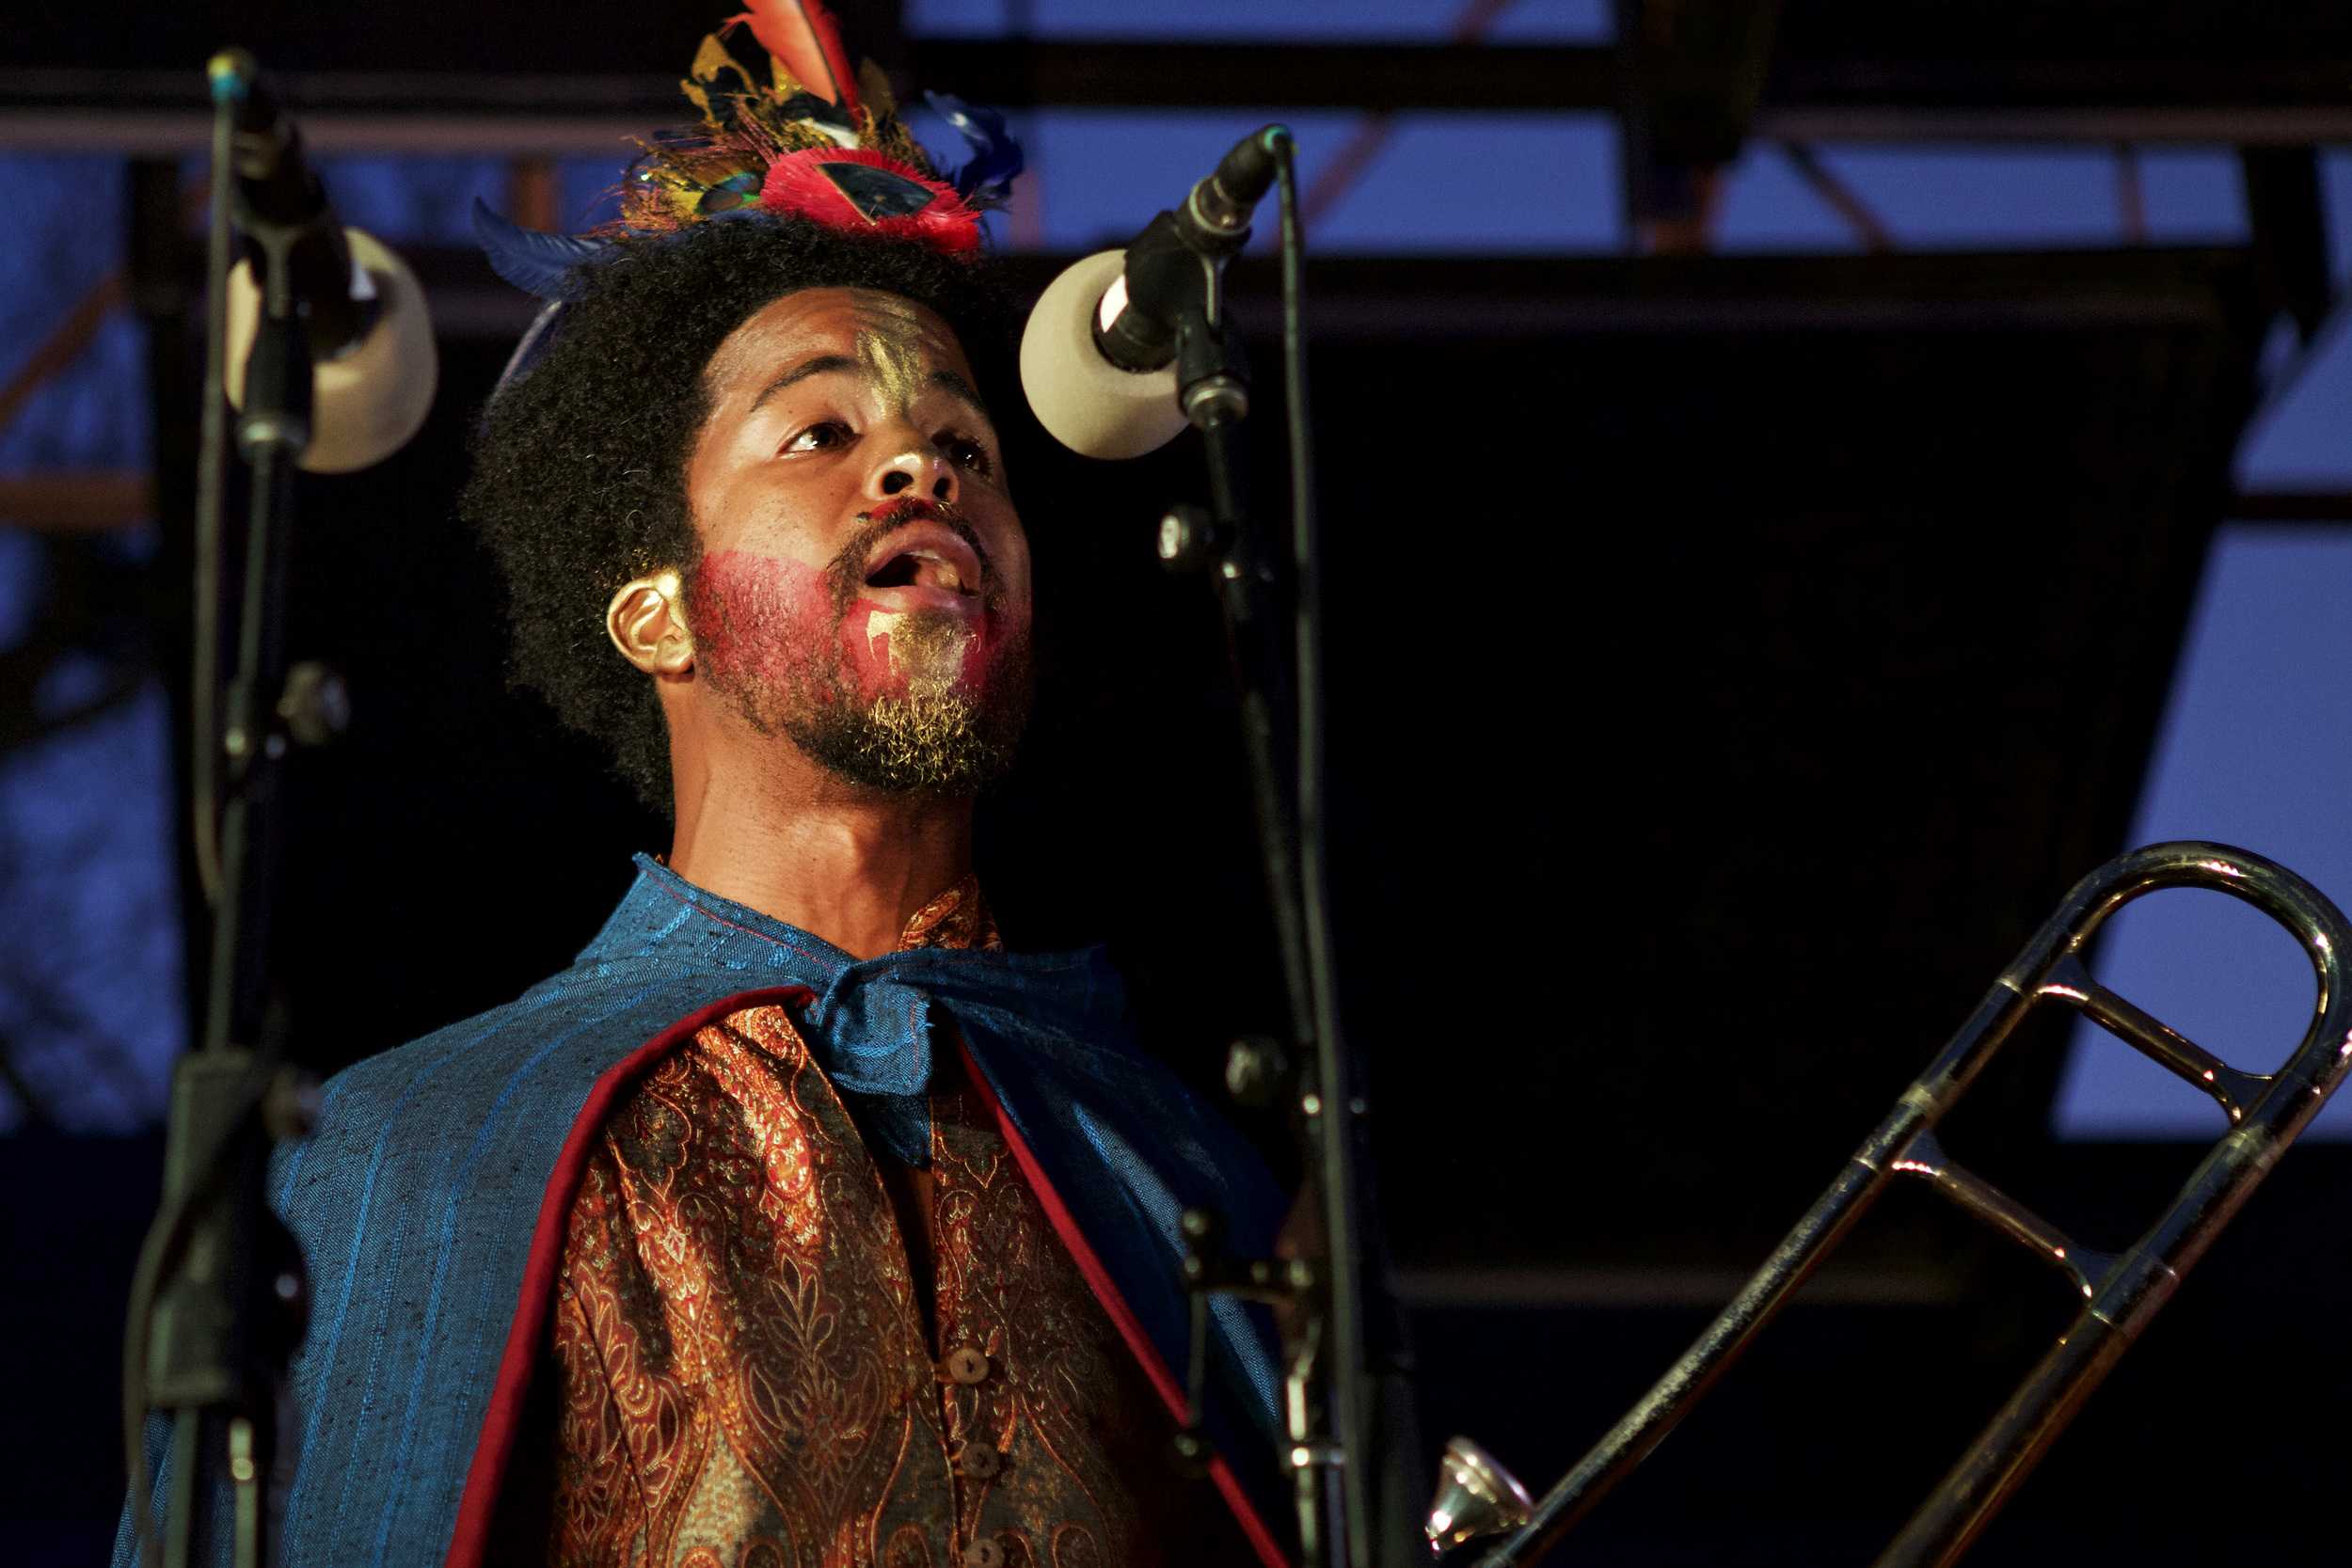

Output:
xmin=117 ymin=856 xmax=1287 ymax=1568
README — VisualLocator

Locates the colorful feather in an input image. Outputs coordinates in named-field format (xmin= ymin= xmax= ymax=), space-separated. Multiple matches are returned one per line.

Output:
xmin=490 ymin=299 xmax=568 ymax=400
xmin=680 ymin=31 xmax=760 ymax=129
xmin=922 ymin=91 xmax=1025 ymax=210
xmin=757 ymin=147 xmax=982 ymax=252
xmin=693 ymin=168 xmax=766 ymax=214
xmin=472 ymin=0 xmax=1020 ymax=319
xmin=727 ymin=0 xmax=859 ymax=116
xmin=469 ymin=199 xmax=612 ymax=300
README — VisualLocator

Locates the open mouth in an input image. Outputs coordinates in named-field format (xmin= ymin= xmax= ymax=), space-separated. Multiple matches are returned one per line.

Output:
xmin=861 ymin=516 xmax=985 ymax=599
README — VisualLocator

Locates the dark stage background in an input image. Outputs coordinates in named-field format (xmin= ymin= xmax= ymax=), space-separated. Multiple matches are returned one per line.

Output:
xmin=7 ymin=3 xmax=2352 ymax=1564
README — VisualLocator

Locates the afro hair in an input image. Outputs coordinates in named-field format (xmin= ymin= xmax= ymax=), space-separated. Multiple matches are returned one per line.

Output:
xmin=460 ymin=214 xmax=1020 ymax=814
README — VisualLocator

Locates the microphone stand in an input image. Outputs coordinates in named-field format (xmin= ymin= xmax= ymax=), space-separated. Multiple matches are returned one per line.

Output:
xmin=1148 ymin=132 xmax=1411 ymax=1568
xmin=126 ymin=50 xmax=341 ymax=1568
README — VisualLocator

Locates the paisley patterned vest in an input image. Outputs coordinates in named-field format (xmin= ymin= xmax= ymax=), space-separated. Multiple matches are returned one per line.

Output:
xmin=540 ymin=887 xmax=1255 ymax=1568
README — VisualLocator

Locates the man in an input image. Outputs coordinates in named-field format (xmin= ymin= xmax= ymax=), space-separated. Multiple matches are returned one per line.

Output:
xmin=119 ymin=7 xmax=1287 ymax=1565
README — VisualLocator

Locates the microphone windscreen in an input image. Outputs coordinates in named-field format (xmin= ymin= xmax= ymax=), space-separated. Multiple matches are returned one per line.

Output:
xmin=225 ymin=228 xmax=438 ymax=474
xmin=1019 ymin=249 xmax=1186 ymax=461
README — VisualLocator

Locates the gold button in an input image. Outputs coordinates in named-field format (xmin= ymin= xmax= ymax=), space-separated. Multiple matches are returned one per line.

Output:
xmin=957 ymin=1440 xmax=1002 ymax=1480
xmin=963 ymin=1542 xmax=1003 ymax=1568
xmin=946 ymin=1347 xmax=990 ymax=1386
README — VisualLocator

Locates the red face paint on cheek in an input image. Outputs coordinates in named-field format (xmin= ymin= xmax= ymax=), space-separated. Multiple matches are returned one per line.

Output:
xmin=957 ymin=603 xmax=1025 ymax=687
xmin=688 ymin=549 xmax=839 ymax=700
xmin=691 ymin=549 xmax=1030 ymax=707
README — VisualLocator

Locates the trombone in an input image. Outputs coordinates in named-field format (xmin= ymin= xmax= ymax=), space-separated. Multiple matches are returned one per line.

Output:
xmin=1429 ymin=841 xmax=2352 ymax=1567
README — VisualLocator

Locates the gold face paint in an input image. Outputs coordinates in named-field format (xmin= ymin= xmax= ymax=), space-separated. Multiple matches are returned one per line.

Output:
xmin=863 ymin=609 xmax=974 ymax=689
xmin=850 ymin=296 xmax=937 ymax=414
xmin=841 ymin=604 xmax=986 ymax=786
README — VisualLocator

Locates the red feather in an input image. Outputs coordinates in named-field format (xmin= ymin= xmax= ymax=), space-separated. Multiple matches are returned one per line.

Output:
xmin=758 ymin=148 xmax=983 ymax=254
xmin=727 ymin=0 xmax=859 ymax=116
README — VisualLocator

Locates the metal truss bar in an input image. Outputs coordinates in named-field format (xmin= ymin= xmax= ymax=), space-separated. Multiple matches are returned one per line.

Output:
xmin=10 ymin=48 xmax=2352 ymax=150
xmin=0 ymin=472 xmax=157 ymax=532
xmin=2230 ymin=493 xmax=2352 ymax=524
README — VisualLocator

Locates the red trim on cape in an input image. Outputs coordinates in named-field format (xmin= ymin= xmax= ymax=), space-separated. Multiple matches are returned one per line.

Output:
xmin=953 ymin=1036 xmax=1294 ymax=1568
xmin=442 ymin=985 xmax=814 ymax=1568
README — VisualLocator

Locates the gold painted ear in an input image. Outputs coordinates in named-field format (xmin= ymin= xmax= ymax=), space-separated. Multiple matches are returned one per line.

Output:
xmin=606 ymin=571 xmax=694 ymax=676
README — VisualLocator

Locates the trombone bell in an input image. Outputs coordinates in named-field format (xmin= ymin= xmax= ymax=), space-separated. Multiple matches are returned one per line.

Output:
xmin=1426 ymin=1435 xmax=1534 ymax=1557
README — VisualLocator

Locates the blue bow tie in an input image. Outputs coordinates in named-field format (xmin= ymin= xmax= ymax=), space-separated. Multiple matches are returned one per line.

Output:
xmin=796 ymin=942 xmax=1132 ymax=1165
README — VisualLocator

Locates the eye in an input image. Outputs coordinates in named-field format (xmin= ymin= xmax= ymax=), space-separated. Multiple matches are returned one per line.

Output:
xmin=781 ymin=420 xmax=851 ymax=455
xmin=938 ymin=431 xmax=994 ymax=473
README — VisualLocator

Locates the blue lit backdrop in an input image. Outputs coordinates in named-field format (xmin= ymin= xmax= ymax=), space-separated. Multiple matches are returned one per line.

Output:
xmin=0 ymin=4 xmax=2344 ymax=1137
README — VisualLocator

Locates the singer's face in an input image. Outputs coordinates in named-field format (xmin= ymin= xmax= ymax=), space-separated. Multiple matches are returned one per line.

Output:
xmin=676 ymin=286 xmax=1032 ymax=792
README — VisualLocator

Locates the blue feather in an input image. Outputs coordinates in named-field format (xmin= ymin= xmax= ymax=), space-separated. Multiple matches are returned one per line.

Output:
xmin=489 ymin=300 xmax=567 ymax=403
xmin=469 ymin=198 xmax=612 ymax=302
xmin=922 ymin=91 xmax=1025 ymax=211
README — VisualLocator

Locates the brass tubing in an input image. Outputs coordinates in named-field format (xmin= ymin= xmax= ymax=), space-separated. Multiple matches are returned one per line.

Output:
xmin=2044 ymin=957 xmax=2269 ymax=1123
xmin=1886 ymin=1057 xmax=2349 ymax=1557
xmin=1874 ymin=1320 xmax=2135 ymax=1568
xmin=1880 ymin=842 xmax=2352 ymax=1564
xmin=1465 ymin=843 xmax=2352 ymax=1568
xmin=1892 ymin=1134 xmax=2103 ymax=1299
xmin=1469 ymin=1163 xmax=1882 ymax=1563
xmin=1474 ymin=975 xmax=2042 ymax=1567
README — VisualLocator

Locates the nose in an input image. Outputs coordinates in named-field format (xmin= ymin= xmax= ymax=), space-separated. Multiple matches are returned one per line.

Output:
xmin=866 ymin=429 xmax=959 ymax=507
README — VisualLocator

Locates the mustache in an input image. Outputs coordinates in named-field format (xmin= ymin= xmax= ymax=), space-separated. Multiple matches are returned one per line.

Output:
xmin=823 ymin=498 xmax=993 ymax=608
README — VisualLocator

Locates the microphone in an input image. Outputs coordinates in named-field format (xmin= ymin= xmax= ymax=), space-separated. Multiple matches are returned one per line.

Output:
xmin=213 ymin=51 xmax=437 ymax=474
xmin=1021 ymin=125 xmax=1284 ymax=460
xmin=219 ymin=53 xmax=369 ymax=358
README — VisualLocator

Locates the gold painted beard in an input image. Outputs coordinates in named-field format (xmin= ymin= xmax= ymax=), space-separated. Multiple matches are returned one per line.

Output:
xmin=687 ymin=498 xmax=1033 ymax=796
xmin=694 ymin=571 xmax=1034 ymax=797
xmin=804 ymin=608 xmax=1032 ymax=795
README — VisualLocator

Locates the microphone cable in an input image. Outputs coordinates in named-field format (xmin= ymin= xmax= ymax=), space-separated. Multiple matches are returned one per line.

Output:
xmin=1275 ymin=127 xmax=1378 ymax=1568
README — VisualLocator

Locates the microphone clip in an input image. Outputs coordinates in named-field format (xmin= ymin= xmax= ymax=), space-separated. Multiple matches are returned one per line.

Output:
xmin=1096 ymin=213 xmax=1255 ymax=441
xmin=1089 ymin=125 xmax=1284 ymax=381
xmin=1093 ymin=210 xmax=1229 ymax=375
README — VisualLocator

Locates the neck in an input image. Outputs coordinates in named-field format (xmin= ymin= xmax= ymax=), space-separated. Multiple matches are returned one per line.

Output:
xmin=665 ymin=731 xmax=975 ymax=960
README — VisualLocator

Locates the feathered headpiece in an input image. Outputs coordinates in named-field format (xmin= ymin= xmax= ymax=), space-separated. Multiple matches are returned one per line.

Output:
xmin=472 ymin=0 xmax=1023 ymax=303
